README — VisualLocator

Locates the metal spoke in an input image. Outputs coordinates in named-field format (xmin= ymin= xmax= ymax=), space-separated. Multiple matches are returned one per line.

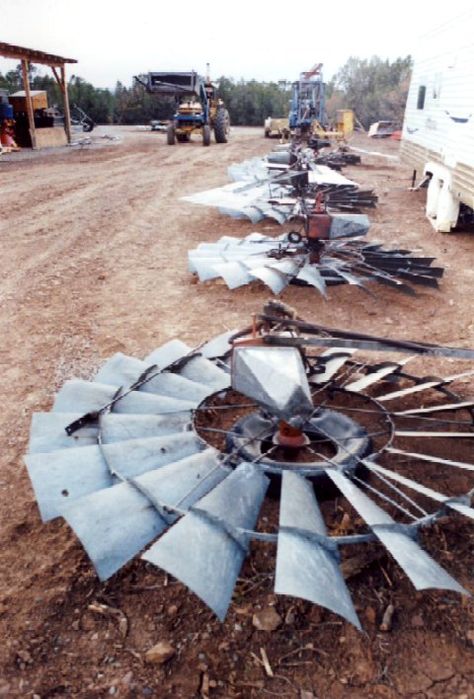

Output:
xmin=197 ymin=425 xmax=267 ymax=441
xmin=195 ymin=403 xmax=257 ymax=411
xmin=394 ymin=400 xmax=474 ymax=416
xmin=363 ymin=463 xmax=428 ymax=517
xmin=393 ymin=414 xmax=474 ymax=427
xmin=386 ymin=447 xmax=474 ymax=471
xmin=351 ymin=474 xmax=420 ymax=521
xmin=395 ymin=430 xmax=474 ymax=438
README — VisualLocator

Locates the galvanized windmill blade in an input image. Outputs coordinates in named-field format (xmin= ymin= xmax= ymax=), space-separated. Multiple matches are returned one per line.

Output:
xmin=313 ymin=149 xmax=362 ymax=170
xmin=25 ymin=311 xmax=474 ymax=628
xmin=181 ymin=150 xmax=376 ymax=223
xmin=25 ymin=337 xmax=234 ymax=576
xmin=188 ymin=231 xmax=444 ymax=296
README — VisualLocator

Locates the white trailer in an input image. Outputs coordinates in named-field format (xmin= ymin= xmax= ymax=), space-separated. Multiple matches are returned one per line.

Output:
xmin=400 ymin=10 xmax=474 ymax=232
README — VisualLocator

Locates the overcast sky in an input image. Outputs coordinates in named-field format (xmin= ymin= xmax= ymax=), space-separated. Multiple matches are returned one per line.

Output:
xmin=1 ymin=0 xmax=473 ymax=87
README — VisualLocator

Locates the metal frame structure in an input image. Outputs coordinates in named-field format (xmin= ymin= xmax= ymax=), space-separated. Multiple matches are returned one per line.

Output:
xmin=289 ymin=63 xmax=326 ymax=137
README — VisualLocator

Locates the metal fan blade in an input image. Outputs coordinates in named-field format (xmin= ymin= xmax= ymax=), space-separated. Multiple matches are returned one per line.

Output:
xmin=95 ymin=354 xmax=211 ymax=403
xmin=142 ymin=462 xmax=269 ymax=621
xmin=28 ymin=412 xmax=99 ymax=453
xmin=357 ymin=267 xmax=417 ymax=296
xmin=187 ymin=250 xmax=222 ymax=272
xmin=191 ymin=241 xmax=228 ymax=253
xmin=138 ymin=373 xmax=211 ymax=402
xmin=191 ymin=257 xmax=226 ymax=281
xmin=393 ymin=270 xmax=440 ymax=288
xmin=217 ymin=235 xmax=241 ymax=244
xmin=62 ymin=448 xmax=227 ymax=580
xmin=146 ymin=342 xmax=230 ymax=390
xmin=296 ymin=263 xmax=327 ymax=296
xmin=345 ymin=358 xmax=411 ymax=392
xmin=95 ymin=353 xmax=147 ymax=386
xmin=99 ymin=413 xmax=191 ymax=443
xmin=275 ymin=471 xmax=361 ymax=628
xmin=323 ymin=261 xmax=365 ymax=288
xmin=25 ymin=444 xmax=111 ymax=522
xmin=355 ymin=263 xmax=416 ymax=296
xmin=101 ymin=433 xmax=202 ymax=479
xmin=394 ymin=400 xmax=474 ymax=416
xmin=240 ymin=254 xmax=282 ymax=270
xmin=53 ymin=379 xmax=196 ymax=414
xmin=310 ymin=348 xmax=357 ymax=384
xmin=94 ymin=352 xmax=148 ymax=386
xmin=200 ymin=330 xmax=237 ymax=359
xmin=211 ymin=261 xmax=253 ymax=289
xmin=245 ymin=232 xmax=273 ymax=243
xmin=145 ymin=339 xmax=192 ymax=368
xmin=395 ymin=430 xmax=474 ymax=438
xmin=220 ymin=249 xmax=267 ymax=261
xmin=224 ymin=206 xmax=264 ymax=223
xmin=365 ymin=461 xmax=474 ymax=521
xmin=25 ymin=433 xmax=202 ymax=521
xmin=327 ymin=469 xmax=467 ymax=594
xmin=386 ymin=447 xmax=474 ymax=472
xmin=267 ymin=258 xmax=303 ymax=277
xmin=136 ymin=449 xmax=228 ymax=512
xmin=63 ymin=481 xmax=164 ymax=580
xmin=249 ymin=266 xmax=291 ymax=295
xmin=177 ymin=356 xmax=230 ymax=391
xmin=376 ymin=370 xmax=474 ymax=402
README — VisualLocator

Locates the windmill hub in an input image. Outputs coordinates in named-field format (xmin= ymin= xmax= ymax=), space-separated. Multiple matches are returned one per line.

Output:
xmin=273 ymin=420 xmax=310 ymax=449
xmin=222 ymin=404 xmax=373 ymax=476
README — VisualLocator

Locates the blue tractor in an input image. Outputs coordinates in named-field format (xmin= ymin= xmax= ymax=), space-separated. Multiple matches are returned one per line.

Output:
xmin=138 ymin=70 xmax=230 ymax=146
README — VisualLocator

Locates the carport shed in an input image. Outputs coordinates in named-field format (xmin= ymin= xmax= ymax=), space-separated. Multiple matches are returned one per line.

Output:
xmin=0 ymin=41 xmax=77 ymax=148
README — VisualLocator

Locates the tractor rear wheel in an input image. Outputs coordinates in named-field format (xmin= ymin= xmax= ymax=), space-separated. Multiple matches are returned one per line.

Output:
xmin=214 ymin=108 xmax=230 ymax=143
xmin=203 ymin=124 xmax=211 ymax=146
xmin=167 ymin=124 xmax=176 ymax=145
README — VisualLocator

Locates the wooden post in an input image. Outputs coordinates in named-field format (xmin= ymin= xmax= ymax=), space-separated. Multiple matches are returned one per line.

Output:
xmin=60 ymin=64 xmax=72 ymax=144
xmin=21 ymin=59 xmax=37 ymax=149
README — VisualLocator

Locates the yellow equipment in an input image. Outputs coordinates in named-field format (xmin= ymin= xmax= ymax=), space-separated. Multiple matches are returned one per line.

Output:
xmin=264 ymin=109 xmax=354 ymax=142
xmin=311 ymin=110 xmax=354 ymax=141
xmin=264 ymin=116 xmax=290 ymax=140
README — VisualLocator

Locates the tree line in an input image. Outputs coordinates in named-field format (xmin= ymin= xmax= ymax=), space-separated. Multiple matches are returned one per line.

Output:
xmin=328 ymin=55 xmax=412 ymax=127
xmin=0 ymin=56 xmax=411 ymax=128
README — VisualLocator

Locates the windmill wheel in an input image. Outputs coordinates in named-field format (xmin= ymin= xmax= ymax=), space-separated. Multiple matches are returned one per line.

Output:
xmin=25 ymin=325 xmax=474 ymax=628
xmin=188 ymin=233 xmax=444 ymax=297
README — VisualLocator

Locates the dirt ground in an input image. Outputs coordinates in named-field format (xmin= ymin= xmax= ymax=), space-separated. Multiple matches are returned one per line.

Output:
xmin=0 ymin=126 xmax=473 ymax=699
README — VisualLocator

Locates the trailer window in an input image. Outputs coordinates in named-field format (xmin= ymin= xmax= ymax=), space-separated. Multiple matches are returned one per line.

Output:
xmin=417 ymin=85 xmax=426 ymax=110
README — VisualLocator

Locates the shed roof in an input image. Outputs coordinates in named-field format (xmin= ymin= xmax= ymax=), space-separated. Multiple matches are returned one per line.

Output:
xmin=0 ymin=42 xmax=77 ymax=66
